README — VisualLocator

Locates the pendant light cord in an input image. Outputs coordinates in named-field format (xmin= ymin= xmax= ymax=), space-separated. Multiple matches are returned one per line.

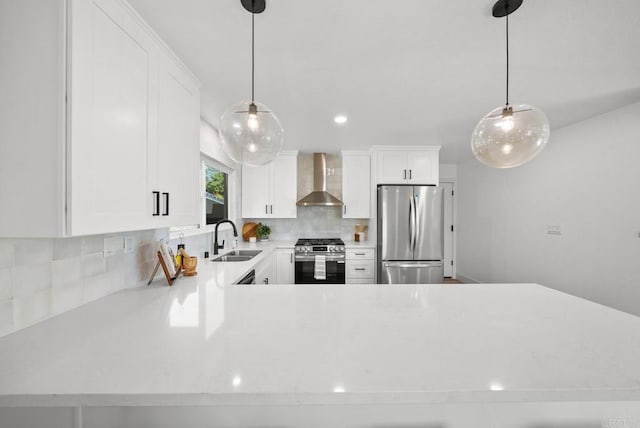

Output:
xmin=251 ymin=6 xmax=255 ymax=103
xmin=505 ymin=12 xmax=510 ymax=106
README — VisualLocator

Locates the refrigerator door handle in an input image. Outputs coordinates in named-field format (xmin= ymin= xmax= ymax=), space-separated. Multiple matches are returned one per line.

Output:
xmin=408 ymin=195 xmax=415 ymax=252
xmin=412 ymin=193 xmax=419 ymax=252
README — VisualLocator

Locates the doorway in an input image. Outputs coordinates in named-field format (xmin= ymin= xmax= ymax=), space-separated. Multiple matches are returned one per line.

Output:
xmin=441 ymin=182 xmax=455 ymax=278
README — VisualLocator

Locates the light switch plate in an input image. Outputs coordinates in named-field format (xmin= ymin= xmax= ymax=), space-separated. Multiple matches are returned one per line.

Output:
xmin=124 ymin=237 xmax=135 ymax=254
xmin=547 ymin=225 xmax=562 ymax=235
xmin=104 ymin=236 xmax=123 ymax=256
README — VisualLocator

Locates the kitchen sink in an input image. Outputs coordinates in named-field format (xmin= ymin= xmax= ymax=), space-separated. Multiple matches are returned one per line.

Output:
xmin=210 ymin=250 xmax=262 ymax=262
xmin=226 ymin=250 xmax=262 ymax=257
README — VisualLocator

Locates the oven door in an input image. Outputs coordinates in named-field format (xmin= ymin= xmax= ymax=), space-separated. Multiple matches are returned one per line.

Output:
xmin=295 ymin=254 xmax=345 ymax=284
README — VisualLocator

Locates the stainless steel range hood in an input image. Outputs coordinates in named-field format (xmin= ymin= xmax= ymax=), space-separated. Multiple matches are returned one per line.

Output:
xmin=296 ymin=153 xmax=343 ymax=207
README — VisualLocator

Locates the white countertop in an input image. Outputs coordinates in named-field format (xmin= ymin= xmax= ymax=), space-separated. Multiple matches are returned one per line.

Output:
xmin=200 ymin=240 xmax=295 ymax=285
xmin=1 ymin=272 xmax=639 ymax=407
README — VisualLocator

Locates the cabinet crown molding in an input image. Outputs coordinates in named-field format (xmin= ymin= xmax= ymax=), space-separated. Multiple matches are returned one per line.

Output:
xmin=117 ymin=0 xmax=201 ymax=87
xmin=371 ymin=145 xmax=441 ymax=152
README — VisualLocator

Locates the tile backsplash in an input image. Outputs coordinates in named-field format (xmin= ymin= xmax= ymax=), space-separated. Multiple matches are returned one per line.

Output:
xmin=246 ymin=206 xmax=369 ymax=241
xmin=0 ymin=229 xmax=168 ymax=337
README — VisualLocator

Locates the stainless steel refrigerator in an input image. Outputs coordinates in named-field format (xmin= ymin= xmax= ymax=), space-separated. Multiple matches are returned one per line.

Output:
xmin=377 ymin=185 xmax=444 ymax=284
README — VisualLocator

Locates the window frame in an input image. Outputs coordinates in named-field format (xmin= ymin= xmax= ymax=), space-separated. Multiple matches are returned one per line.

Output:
xmin=201 ymin=157 xmax=235 ymax=229
xmin=169 ymin=155 xmax=237 ymax=238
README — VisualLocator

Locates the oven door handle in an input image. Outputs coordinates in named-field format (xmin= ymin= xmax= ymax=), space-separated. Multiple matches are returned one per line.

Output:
xmin=295 ymin=256 xmax=346 ymax=262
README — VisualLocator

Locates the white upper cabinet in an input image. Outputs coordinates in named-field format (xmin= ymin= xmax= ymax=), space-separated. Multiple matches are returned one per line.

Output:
xmin=341 ymin=151 xmax=371 ymax=219
xmin=241 ymin=151 xmax=298 ymax=219
xmin=270 ymin=154 xmax=298 ymax=218
xmin=241 ymin=164 xmax=271 ymax=218
xmin=0 ymin=0 xmax=201 ymax=237
xmin=156 ymin=58 xmax=201 ymax=227
xmin=374 ymin=146 xmax=440 ymax=185
xmin=376 ymin=151 xmax=407 ymax=184
xmin=69 ymin=0 xmax=157 ymax=235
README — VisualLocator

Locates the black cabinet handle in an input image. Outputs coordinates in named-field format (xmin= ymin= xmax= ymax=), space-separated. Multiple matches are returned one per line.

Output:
xmin=403 ymin=169 xmax=407 ymax=180
xmin=409 ymin=169 xmax=412 ymax=180
xmin=355 ymin=268 xmax=366 ymax=271
xmin=162 ymin=192 xmax=169 ymax=216
xmin=344 ymin=205 xmax=346 ymax=215
xmin=270 ymin=205 xmax=273 ymax=214
xmin=265 ymin=205 xmax=268 ymax=214
xmin=152 ymin=191 xmax=160 ymax=216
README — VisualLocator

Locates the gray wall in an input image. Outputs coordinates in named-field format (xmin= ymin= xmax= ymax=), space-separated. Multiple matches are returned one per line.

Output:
xmin=456 ymin=102 xmax=640 ymax=316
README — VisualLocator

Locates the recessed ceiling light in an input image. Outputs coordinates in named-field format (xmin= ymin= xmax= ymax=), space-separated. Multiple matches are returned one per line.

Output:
xmin=334 ymin=115 xmax=348 ymax=125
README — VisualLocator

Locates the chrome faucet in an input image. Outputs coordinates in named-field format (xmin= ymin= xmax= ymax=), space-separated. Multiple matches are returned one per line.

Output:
xmin=213 ymin=219 xmax=238 ymax=255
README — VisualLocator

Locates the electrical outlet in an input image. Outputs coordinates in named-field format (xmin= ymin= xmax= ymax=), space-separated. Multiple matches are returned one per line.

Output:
xmin=104 ymin=236 xmax=124 ymax=256
xmin=124 ymin=236 xmax=135 ymax=254
xmin=547 ymin=225 xmax=562 ymax=235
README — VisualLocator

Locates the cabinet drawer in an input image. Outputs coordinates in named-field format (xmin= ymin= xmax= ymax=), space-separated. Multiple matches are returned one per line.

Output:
xmin=346 ymin=248 xmax=375 ymax=260
xmin=346 ymin=261 xmax=375 ymax=278
xmin=346 ymin=278 xmax=375 ymax=285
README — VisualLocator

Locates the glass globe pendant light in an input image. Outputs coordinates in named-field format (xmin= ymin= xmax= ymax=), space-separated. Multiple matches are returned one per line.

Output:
xmin=220 ymin=0 xmax=283 ymax=167
xmin=471 ymin=0 xmax=550 ymax=168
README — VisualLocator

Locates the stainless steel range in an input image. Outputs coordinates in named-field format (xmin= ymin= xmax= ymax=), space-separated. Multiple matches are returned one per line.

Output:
xmin=294 ymin=238 xmax=345 ymax=284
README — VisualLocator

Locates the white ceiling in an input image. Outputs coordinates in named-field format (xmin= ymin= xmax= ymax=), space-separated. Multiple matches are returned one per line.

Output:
xmin=127 ymin=0 xmax=640 ymax=163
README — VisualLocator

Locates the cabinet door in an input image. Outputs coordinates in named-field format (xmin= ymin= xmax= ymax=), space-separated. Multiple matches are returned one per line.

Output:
xmin=157 ymin=59 xmax=200 ymax=227
xmin=376 ymin=152 xmax=407 ymax=184
xmin=255 ymin=252 xmax=277 ymax=285
xmin=276 ymin=249 xmax=294 ymax=284
xmin=241 ymin=165 xmax=271 ymax=218
xmin=270 ymin=154 xmax=297 ymax=218
xmin=69 ymin=0 xmax=156 ymax=235
xmin=407 ymin=151 xmax=439 ymax=185
xmin=342 ymin=154 xmax=370 ymax=218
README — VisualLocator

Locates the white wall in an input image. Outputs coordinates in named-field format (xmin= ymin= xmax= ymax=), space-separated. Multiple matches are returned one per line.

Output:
xmin=199 ymin=120 xmax=236 ymax=170
xmin=457 ymin=102 xmax=640 ymax=316
xmin=200 ymin=121 xmax=242 ymax=228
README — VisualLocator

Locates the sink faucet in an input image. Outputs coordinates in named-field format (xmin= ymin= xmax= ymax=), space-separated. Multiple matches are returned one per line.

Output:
xmin=213 ymin=219 xmax=238 ymax=255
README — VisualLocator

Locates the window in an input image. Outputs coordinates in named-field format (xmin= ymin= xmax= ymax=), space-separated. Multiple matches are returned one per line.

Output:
xmin=204 ymin=164 xmax=228 ymax=225
xmin=169 ymin=157 xmax=235 ymax=237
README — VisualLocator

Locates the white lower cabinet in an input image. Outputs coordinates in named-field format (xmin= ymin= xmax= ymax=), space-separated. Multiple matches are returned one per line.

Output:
xmin=255 ymin=252 xmax=277 ymax=285
xmin=276 ymin=248 xmax=295 ymax=284
xmin=346 ymin=248 xmax=375 ymax=284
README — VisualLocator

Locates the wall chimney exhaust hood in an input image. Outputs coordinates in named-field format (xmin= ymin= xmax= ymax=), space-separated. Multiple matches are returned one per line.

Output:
xmin=296 ymin=153 xmax=343 ymax=207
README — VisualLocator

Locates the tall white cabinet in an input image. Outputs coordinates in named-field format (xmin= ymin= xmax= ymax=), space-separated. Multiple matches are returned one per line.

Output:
xmin=241 ymin=151 xmax=298 ymax=218
xmin=0 ymin=0 xmax=201 ymax=237
xmin=155 ymin=59 xmax=200 ymax=228
xmin=341 ymin=151 xmax=371 ymax=219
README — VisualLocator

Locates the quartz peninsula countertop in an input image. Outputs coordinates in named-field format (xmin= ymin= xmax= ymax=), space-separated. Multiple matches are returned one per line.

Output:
xmin=1 ymin=273 xmax=640 ymax=407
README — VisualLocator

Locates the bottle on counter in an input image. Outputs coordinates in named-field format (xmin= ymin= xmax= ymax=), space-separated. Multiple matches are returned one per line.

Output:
xmin=176 ymin=244 xmax=185 ymax=270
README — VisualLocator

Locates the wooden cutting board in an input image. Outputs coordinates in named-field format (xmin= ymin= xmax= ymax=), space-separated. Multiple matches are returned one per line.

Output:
xmin=242 ymin=222 xmax=258 ymax=241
